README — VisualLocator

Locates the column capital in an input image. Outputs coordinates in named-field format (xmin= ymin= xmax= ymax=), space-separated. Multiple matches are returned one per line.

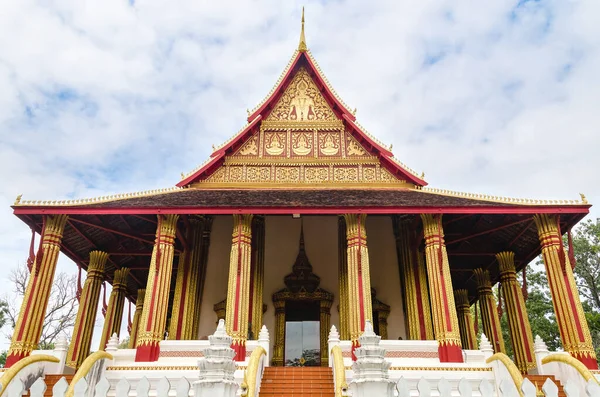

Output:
xmin=474 ymin=268 xmax=493 ymax=293
xmin=87 ymin=251 xmax=108 ymax=280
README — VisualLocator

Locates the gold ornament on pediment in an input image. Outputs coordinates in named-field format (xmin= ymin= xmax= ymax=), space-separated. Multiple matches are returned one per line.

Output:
xmin=347 ymin=137 xmax=366 ymax=156
xmin=239 ymin=136 xmax=258 ymax=156
xmin=319 ymin=132 xmax=340 ymax=156
xmin=267 ymin=67 xmax=336 ymax=121
xmin=292 ymin=132 xmax=312 ymax=156
xmin=265 ymin=132 xmax=286 ymax=156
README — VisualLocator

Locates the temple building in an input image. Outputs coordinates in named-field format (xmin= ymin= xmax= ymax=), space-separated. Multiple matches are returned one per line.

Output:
xmin=5 ymin=11 xmax=598 ymax=384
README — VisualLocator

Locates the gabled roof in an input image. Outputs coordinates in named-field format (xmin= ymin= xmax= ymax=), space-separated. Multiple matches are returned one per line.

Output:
xmin=177 ymin=18 xmax=427 ymax=188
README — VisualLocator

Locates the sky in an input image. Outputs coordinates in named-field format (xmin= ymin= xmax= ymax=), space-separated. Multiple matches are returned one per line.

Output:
xmin=1 ymin=0 xmax=599 ymax=350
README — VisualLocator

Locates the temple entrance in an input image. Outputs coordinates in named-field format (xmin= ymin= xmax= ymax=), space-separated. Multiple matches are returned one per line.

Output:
xmin=284 ymin=301 xmax=320 ymax=366
xmin=272 ymin=223 xmax=334 ymax=366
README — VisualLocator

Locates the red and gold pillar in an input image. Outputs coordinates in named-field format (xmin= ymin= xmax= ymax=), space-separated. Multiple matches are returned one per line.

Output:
xmin=169 ymin=218 xmax=206 ymax=340
xmin=338 ymin=216 xmax=350 ymax=340
xmin=249 ymin=216 xmax=265 ymax=340
xmin=420 ymin=214 xmax=463 ymax=362
xmin=497 ymin=251 xmax=536 ymax=373
xmin=6 ymin=214 xmax=68 ymax=367
xmin=135 ymin=214 xmax=179 ymax=362
xmin=67 ymin=251 xmax=108 ymax=368
xmin=393 ymin=217 xmax=434 ymax=341
xmin=99 ymin=268 xmax=129 ymax=350
xmin=454 ymin=289 xmax=478 ymax=350
xmin=534 ymin=214 xmax=598 ymax=369
xmin=129 ymin=289 xmax=145 ymax=348
xmin=225 ymin=214 xmax=253 ymax=360
xmin=474 ymin=268 xmax=505 ymax=354
xmin=343 ymin=214 xmax=373 ymax=358
xmin=192 ymin=216 xmax=212 ymax=339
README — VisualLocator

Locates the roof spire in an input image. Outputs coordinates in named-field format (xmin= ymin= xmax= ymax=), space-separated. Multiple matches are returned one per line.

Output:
xmin=298 ymin=7 xmax=307 ymax=52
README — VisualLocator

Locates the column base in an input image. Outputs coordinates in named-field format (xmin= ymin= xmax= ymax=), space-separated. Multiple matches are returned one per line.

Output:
xmin=573 ymin=353 xmax=599 ymax=370
xmin=232 ymin=342 xmax=246 ymax=361
xmin=5 ymin=351 xmax=29 ymax=368
xmin=438 ymin=343 xmax=463 ymax=363
xmin=135 ymin=342 xmax=160 ymax=362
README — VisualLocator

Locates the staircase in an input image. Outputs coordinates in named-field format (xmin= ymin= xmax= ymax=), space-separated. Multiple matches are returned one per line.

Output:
xmin=41 ymin=375 xmax=73 ymax=397
xmin=524 ymin=374 xmax=566 ymax=397
xmin=259 ymin=367 xmax=335 ymax=397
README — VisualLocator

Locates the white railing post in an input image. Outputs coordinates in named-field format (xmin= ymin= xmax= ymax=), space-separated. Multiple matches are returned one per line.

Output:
xmin=257 ymin=325 xmax=270 ymax=367
xmin=328 ymin=325 xmax=340 ymax=368
xmin=534 ymin=335 xmax=549 ymax=375
xmin=52 ymin=336 xmax=69 ymax=375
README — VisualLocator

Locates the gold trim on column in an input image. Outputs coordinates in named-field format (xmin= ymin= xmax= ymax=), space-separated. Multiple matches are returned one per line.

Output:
xmin=137 ymin=214 xmax=179 ymax=349
xmin=67 ymin=250 xmax=107 ymax=368
xmin=192 ymin=216 xmax=213 ymax=339
xmin=454 ymin=289 xmax=478 ymax=350
xmin=250 ymin=216 xmax=266 ymax=340
xmin=420 ymin=214 xmax=462 ymax=350
xmin=498 ymin=251 xmax=536 ymax=373
xmin=8 ymin=214 xmax=68 ymax=363
xmin=534 ymin=214 xmax=597 ymax=365
xmin=129 ymin=289 xmax=145 ymax=348
xmin=344 ymin=214 xmax=373 ymax=347
xmin=99 ymin=268 xmax=130 ymax=350
xmin=393 ymin=216 xmax=434 ymax=341
xmin=474 ymin=268 xmax=505 ymax=354
xmin=338 ymin=216 xmax=349 ymax=340
xmin=225 ymin=214 xmax=254 ymax=349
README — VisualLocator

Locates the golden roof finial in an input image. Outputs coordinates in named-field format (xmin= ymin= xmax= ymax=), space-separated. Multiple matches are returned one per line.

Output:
xmin=580 ymin=193 xmax=588 ymax=204
xmin=14 ymin=194 xmax=22 ymax=205
xmin=298 ymin=7 xmax=307 ymax=52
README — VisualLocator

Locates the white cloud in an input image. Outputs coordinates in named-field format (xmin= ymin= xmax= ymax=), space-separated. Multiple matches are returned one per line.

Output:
xmin=1 ymin=0 xmax=599 ymax=349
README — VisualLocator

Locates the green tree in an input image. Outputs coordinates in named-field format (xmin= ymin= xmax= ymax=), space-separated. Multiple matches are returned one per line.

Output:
xmin=0 ymin=351 xmax=7 ymax=368
xmin=571 ymin=219 xmax=600 ymax=311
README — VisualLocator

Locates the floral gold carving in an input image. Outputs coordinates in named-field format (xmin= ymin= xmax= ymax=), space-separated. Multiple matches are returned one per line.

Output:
xmin=239 ymin=136 xmax=258 ymax=156
xmin=304 ymin=167 xmax=329 ymax=182
xmin=347 ymin=137 xmax=366 ymax=156
xmin=334 ymin=167 xmax=358 ymax=182
xmin=267 ymin=67 xmax=336 ymax=121
xmin=276 ymin=167 xmax=300 ymax=182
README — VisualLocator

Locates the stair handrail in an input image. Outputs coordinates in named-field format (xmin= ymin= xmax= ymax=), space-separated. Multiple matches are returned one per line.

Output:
xmin=0 ymin=354 xmax=59 ymax=397
xmin=331 ymin=345 xmax=348 ymax=397
xmin=65 ymin=351 xmax=113 ymax=397
xmin=240 ymin=346 xmax=266 ymax=397
xmin=486 ymin=352 xmax=524 ymax=396
xmin=542 ymin=353 xmax=599 ymax=384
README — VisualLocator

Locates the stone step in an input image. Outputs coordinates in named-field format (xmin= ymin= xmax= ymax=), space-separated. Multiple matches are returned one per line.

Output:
xmin=41 ymin=375 xmax=74 ymax=397
xmin=524 ymin=374 xmax=566 ymax=397
xmin=259 ymin=367 xmax=335 ymax=397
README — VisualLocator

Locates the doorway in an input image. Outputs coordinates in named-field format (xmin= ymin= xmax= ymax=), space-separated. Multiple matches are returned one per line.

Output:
xmin=284 ymin=301 xmax=320 ymax=367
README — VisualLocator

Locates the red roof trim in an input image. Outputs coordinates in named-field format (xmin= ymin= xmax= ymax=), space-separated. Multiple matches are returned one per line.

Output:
xmin=13 ymin=205 xmax=590 ymax=216
xmin=176 ymin=115 xmax=262 ymax=187
xmin=247 ymin=52 xmax=302 ymax=122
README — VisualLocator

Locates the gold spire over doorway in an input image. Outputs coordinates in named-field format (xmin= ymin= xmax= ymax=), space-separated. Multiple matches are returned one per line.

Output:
xmin=298 ymin=7 xmax=307 ymax=52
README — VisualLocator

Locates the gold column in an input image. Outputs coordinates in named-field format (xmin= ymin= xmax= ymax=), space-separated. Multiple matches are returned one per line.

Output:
xmin=454 ymin=289 xmax=478 ymax=350
xmin=129 ymin=289 xmax=145 ymax=348
xmin=393 ymin=217 xmax=434 ymax=340
xmin=225 ymin=214 xmax=253 ymax=360
xmin=344 ymin=214 xmax=373 ymax=353
xmin=534 ymin=214 xmax=598 ymax=369
xmin=420 ymin=214 xmax=463 ymax=362
xmin=6 ymin=214 xmax=68 ymax=367
xmin=338 ymin=216 xmax=349 ymax=340
xmin=192 ymin=216 xmax=213 ymax=339
xmin=67 ymin=251 xmax=107 ymax=368
xmin=135 ymin=214 xmax=179 ymax=362
xmin=474 ymin=268 xmax=505 ymax=354
xmin=99 ymin=268 xmax=130 ymax=350
xmin=169 ymin=218 xmax=205 ymax=340
xmin=497 ymin=251 xmax=536 ymax=373
xmin=272 ymin=300 xmax=286 ymax=366
xmin=249 ymin=216 xmax=265 ymax=340
xmin=320 ymin=299 xmax=332 ymax=366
